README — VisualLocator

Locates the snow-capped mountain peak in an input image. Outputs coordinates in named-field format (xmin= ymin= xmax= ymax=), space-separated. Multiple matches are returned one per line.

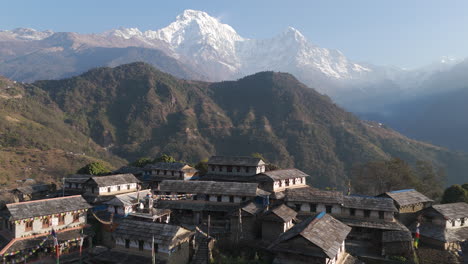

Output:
xmin=105 ymin=27 xmax=143 ymax=39
xmin=0 ymin=28 xmax=54 ymax=41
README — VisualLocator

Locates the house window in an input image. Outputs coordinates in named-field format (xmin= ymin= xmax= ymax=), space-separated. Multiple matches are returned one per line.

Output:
xmin=245 ymin=167 xmax=249 ymax=173
xmin=91 ymin=187 xmax=95 ymax=194
xmin=227 ymin=166 xmax=233 ymax=172
xmin=138 ymin=240 xmax=144 ymax=251
xmin=42 ymin=218 xmax=50 ymax=228
xmin=229 ymin=196 xmax=234 ymax=203
xmin=241 ymin=196 xmax=246 ymax=202
xmin=295 ymin=204 xmax=301 ymax=211
xmin=125 ymin=239 xmax=130 ymax=248
xmin=278 ymin=181 xmax=282 ymax=187
xmin=117 ymin=186 xmax=121 ymax=191
xmin=107 ymin=187 xmax=111 ymax=193
xmin=236 ymin=166 xmax=241 ymax=172
xmin=68 ymin=183 xmax=72 ymax=188
xmin=300 ymin=178 xmax=303 ymax=184
xmin=75 ymin=183 xmax=79 ymax=188
xmin=217 ymin=195 xmax=222 ymax=202
xmin=205 ymin=195 xmax=210 ymax=201
xmin=73 ymin=213 xmax=80 ymax=223
xmin=127 ymin=185 xmax=130 ymax=190
xmin=219 ymin=166 xmax=223 ymax=172
xmin=153 ymin=243 xmax=158 ymax=253
xmin=379 ymin=211 xmax=385 ymax=220
xmin=171 ymin=171 xmax=175 ymax=176
xmin=350 ymin=208 xmax=356 ymax=216
xmin=179 ymin=172 xmax=183 ymax=177
xmin=25 ymin=220 xmax=33 ymax=232
xmin=211 ymin=166 xmax=215 ymax=172
xmin=461 ymin=218 xmax=465 ymax=226
xmin=59 ymin=215 xmax=65 ymax=225
xmin=164 ymin=170 xmax=167 ymax=176
xmin=285 ymin=180 xmax=290 ymax=187
xmin=310 ymin=204 xmax=317 ymax=212
xmin=156 ymin=170 xmax=160 ymax=175
xmin=452 ymin=220 xmax=456 ymax=227
xmin=364 ymin=210 xmax=371 ymax=218
xmin=326 ymin=206 xmax=332 ymax=213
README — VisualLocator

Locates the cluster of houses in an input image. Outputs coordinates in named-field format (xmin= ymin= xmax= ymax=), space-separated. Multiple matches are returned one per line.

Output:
xmin=0 ymin=155 xmax=466 ymax=263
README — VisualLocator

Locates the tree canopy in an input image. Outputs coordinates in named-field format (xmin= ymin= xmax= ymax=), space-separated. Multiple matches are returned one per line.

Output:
xmin=77 ymin=162 xmax=110 ymax=176
xmin=441 ymin=184 xmax=468 ymax=203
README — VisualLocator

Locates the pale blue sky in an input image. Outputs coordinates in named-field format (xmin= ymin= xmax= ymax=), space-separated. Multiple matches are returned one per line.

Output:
xmin=2 ymin=0 xmax=467 ymax=68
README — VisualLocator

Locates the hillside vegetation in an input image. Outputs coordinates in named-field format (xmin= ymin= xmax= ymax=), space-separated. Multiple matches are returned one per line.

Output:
xmin=29 ymin=63 xmax=468 ymax=187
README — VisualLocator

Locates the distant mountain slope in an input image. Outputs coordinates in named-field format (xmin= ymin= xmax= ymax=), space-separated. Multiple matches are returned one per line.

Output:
xmin=32 ymin=63 xmax=468 ymax=186
xmin=0 ymin=76 xmax=124 ymax=183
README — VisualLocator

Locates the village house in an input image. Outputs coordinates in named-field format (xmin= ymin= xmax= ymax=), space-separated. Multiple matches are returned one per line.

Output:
xmin=0 ymin=195 xmax=92 ymax=263
xmin=414 ymin=202 xmax=468 ymax=250
xmin=381 ymin=231 xmax=413 ymax=258
xmin=140 ymin=162 xmax=198 ymax=190
xmin=64 ymin=174 xmax=92 ymax=195
xmin=229 ymin=202 xmax=265 ymax=241
xmin=82 ymin=174 xmax=140 ymax=198
xmin=104 ymin=189 xmax=153 ymax=216
xmin=155 ymin=180 xmax=269 ymax=234
xmin=260 ymin=204 xmax=297 ymax=242
xmin=255 ymin=168 xmax=309 ymax=194
xmin=206 ymin=156 xmax=266 ymax=177
xmin=379 ymin=189 xmax=433 ymax=225
xmin=112 ymin=218 xmax=194 ymax=264
xmin=10 ymin=183 xmax=56 ymax=202
xmin=284 ymin=186 xmax=343 ymax=214
xmin=268 ymin=212 xmax=353 ymax=264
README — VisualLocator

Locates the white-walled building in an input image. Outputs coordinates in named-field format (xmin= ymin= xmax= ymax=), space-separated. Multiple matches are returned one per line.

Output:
xmin=83 ymin=174 xmax=140 ymax=197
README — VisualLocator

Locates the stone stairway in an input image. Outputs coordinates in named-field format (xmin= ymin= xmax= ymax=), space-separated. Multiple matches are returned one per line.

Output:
xmin=191 ymin=228 xmax=213 ymax=264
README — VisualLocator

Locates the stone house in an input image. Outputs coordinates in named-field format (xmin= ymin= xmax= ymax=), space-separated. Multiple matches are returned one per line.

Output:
xmin=260 ymin=204 xmax=297 ymax=242
xmin=206 ymin=156 xmax=266 ymax=177
xmin=10 ymin=183 xmax=56 ymax=202
xmin=83 ymin=174 xmax=140 ymax=197
xmin=64 ymin=174 xmax=92 ymax=195
xmin=113 ymin=218 xmax=194 ymax=264
xmin=381 ymin=231 xmax=413 ymax=258
xmin=284 ymin=186 xmax=343 ymax=215
xmin=268 ymin=212 xmax=352 ymax=264
xmin=379 ymin=189 xmax=433 ymax=225
xmin=0 ymin=195 xmax=92 ymax=262
xmin=255 ymin=169 xmax=309 ymax=193
xmin=415 ymin=202 xmax=468 ymax=250
xmin=143 ymin=162 xmax=198 ymax=180
xmin=105 ymin=189 xmax=153 ymax=216
xmin=229 ymin=202 xmax=265 ymax=241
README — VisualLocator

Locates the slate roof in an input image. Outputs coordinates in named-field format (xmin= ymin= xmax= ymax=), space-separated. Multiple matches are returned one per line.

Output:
xmin=4 ymin=195 xmax=92 ymax=220
xmin=64 ymin=174 xmax=92 ymax=184
xmin=158 ymin=180 xmax=266 ymax=197
xmin=344 ymin=195 xmax=397 ymax=212
xmin=431 ymin=202 xmax=468 ymax=220
xmin=412 ymin=223 xmax=468 ymax=243
xmin=113 ymin=219 xmax=194 ymax=248
xmin=382 ymin=231 xmax=413 ymax=243
xmin=13 ymin=184 xmax=54 ymax=195
xmin=240 ymin=202 xmax=265 ymax=216
xmin=270 ymin=213 xmax=351 ymax=258
xmin=86 ymin=174 xmax=139 ymax=187
xmin=207 ymin=156 xmax=265 ymax=166
xmin=256 ymin=169 xmax=309 ymax=181
xmin=144 ymin=162 xmax=197 ymax=172
xmin=262 ymin=204 xmax=297 ymax=223
xmin=156 ymin=200 xmax=242 ymax=212
xmin=112 ymin=166 xmax=144 ymax=175
xmin=382 ymin=189 xmax=433 ymax=207
xmin=285 ymin=187 xmax=343 ymax=204
xmin=105 ymin=190 xmax=152 ymax=207
xmin=338 ymin=218 xmax=409 ymax=231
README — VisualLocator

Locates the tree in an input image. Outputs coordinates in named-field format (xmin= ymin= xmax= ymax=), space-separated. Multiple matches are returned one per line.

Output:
xmin=77 ymin=162 xmax=110 ymax=175
xmin=195 ymin=159 xmax=209 ymax=175
xmin=413 ymin=160 xmax=446 ymax=200
xmin=441 ymin=184 xmax=468 ymax=203
xmin=130 ymin=157 xmax=153 ymax=168
xmin=154 ymin=154 xmax=176 ymax=163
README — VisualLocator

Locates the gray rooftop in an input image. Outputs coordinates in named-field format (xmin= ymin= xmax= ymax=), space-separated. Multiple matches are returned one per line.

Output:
xmin=156 ymin=200 xmax=242 ymax=212
xmin=87 ymin=174 xmax=139 ymax=187
xmin=263 ymin=204 xmax=297 ymax=223
xmin=382 ymin=231 xmax=413 ymax=243
xmin=207 ymin=156 xmax=265 ymax=166
xmin=64 ymin=174 xmax=92 ymax=184
xmin=257 ymin=169 xmax=309 ymax=181
xmin=158 ymin=180 xmax=266 ymax=197
xmin=344 ymin=195 xmax=397 ymax=212
xmin=270 ymin=213 xmax=351 ymax=258
xmin=338 ymin=217 xmax=409 ymax=231
xmin=13 ymin=183 xmax=54 ymax=195
xmin=285 ymin=187 xmax=343 ymax=204
xmin=144 ymin=162 xmax=197 ymax=172
xmin=431 ymin=202 xmax=468 ymax=220
xmin=383 ymin=189 xmax=433 ymax=207
xmin=413 ymin=223 xmax=468 ymax=243
xmin=105 ymin=190 xmax=152 ymax=207
xmin=113 ymin=219 xmax=194 ymax=248
xmin=112 ymin=166 xmax=144 ymax=175
xmin=5 ymin=195 xmax=92 ymax=220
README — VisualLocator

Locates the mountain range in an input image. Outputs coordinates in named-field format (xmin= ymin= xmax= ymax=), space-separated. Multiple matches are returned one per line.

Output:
xmin=1 ymin=62 xmax=463 ymax=187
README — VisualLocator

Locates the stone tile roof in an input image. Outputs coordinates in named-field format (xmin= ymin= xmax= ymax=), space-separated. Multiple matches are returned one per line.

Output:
xmin=270 ymin=212 xmax=351 ymax=258
xmin=207 ymin=156 xmax=265 ymax=166
xmin=337 ymin=217 xmax=409 ymax=231
xmin=156 ymin=200 xmax=242 ymax=212
xmin=112 ymin=166 xmax=144 ymax=175
xmin=87 ymin=174 xmax=139 ymax=187
xmin=285 ymin=186 xmax=343 ymax=204
xmin=64 ymin=174 xmax=92 ymax=184
xmin=4 ymin=195 xmax=92 ymax=220
xmin=240 ymin=202 xmax=265 ymax=216
xmin=105 ymin=190 xmax=152 ymax=207
xmin=382 ymin=189 xmax=433 ymax=207
xmin=144 ymin=162 xmax=197 ymax=172
xmin=113 ymin=218 xmax=194 ymax=248
xmin=256 ymin=169 xmax=309 ymax=181
xmin=412 ymin=223 xmax=468 ymax=243
xmin=13 ymin=183 xmax=54 ymax=195
xmin=262 ymin=204 xmax=297 ymax=223
xmin=344 ymin=195 xmax=397 ymax=212
xmin=158 ymin=180 xmax=266 ymax=197
xmin=382 ymin=231 xmax=413 ymax=243
xmin=431 ymin=202 xmax=468 ymax=220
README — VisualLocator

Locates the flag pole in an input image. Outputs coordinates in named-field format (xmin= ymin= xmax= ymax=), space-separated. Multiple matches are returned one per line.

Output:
xmin=152 ymin=235 xmax=156 ymax=264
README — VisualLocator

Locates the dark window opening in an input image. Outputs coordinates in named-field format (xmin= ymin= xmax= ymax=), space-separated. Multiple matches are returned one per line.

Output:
xmin=219 ymin=166 xmax=223 ymax=172
xmin=364 ymin=210 xmax=371 ymax=218
xmin=236 ymin=166 xmax=241 ymax=172
xmin=245 ymin=167 xmax=249 ymax=173
xmin=217 ymin=195 xmax=222 ymax=202
xmin=211 ymin=166 xmax=215 ymax=172
xmin=125 ymin=239 xmax=130 ymax=248
xmin=310 ymin=204 xmax=317 ymax=212
xmin=326 ymin=205 xmax=332 ymax=213
xmin=73 ymin=213 xmax=80 ymax=223
xmin=107 ymin=187 xmax=111 ymax=193
xmin=295 ymin=204 xmax=301 ymax=211
xmin=461 ymin=218 xmax=465 ymax=226
xmin=350 ymin=208 xmax=356 ymax=216
xmin=42 ymin=218 xmax=50 ymax=228
xmin=205 ymin=195 xmax=209 ymax=201
xmin=171 ymin=171 xmax=174 ymax=176
xmin=127 ymin=185 xmax=130 ymax=190
xmin=153 ymin=243 xmax=158 ymax=253
xmin=25 ymin=220 xmax=33 ymax=231
xmin=227 ymin=166 xmax=233 ymax=172
xmin=379 ymin=211 xmax=385 ymax=220
xmin=241 ymin=196 xmax=247 ymax=202
xmin=138 ymin=240 xmax=144 ymax=251
xmin=229 ymin=196 xmax=234 ymax=203
xmin=164 ymin=170 xmax=167 ymax=176
xmin=59 ymin=215 xmax=65 ymax=225
xmin=117 ymin=186 xmax=121 ymax=191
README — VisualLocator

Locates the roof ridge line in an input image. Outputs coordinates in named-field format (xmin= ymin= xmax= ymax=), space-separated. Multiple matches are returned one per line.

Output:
xmin=7 ymin=195 xmax=83 ymax=206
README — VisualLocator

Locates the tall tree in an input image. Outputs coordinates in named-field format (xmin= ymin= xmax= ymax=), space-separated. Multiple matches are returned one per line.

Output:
xmin=77 ymin=162 xmax=110 ymax=176
xmin=441 ymin=184 xmax=468 ymax=203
